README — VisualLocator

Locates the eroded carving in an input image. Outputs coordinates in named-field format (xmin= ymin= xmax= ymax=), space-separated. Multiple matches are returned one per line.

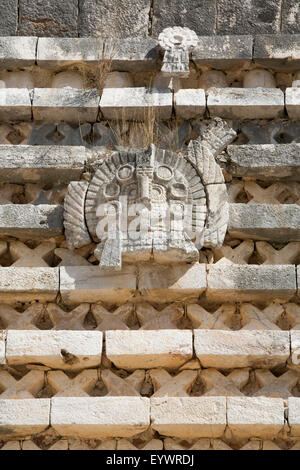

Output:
xmin=64 ymin=118 xmax=236 ymax=270
xmin=158 ymin=27 xmax=198 ymax=78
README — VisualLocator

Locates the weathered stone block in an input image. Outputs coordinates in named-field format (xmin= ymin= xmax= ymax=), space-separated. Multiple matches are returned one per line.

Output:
xmin=0 ymin=331 xmax=6 ymax=365
xmin=100 ymin=87 xmax=172 ymax=121
xmin=217 ymin=0 xmax=281 ymax=35
xmin=151 ymin=397 xmax=226 ymax=438
xmin=229 ymin=204 xmax=300 ymax=242
xmin=227 ymin=144 xmax=300 ymax=180
xmin=207 ymin=264 xmax=296 ymax=301
xmin=111 ymin=38 xmax=159 ymax=72
xmin=0 ymin=267 xmax=59 ymax=303
xmin=0 ymin=1 xmax=18 ymax=35
xmin=78 ymin=0 xmax=150 ymax=38
xmin=0 ymin=37 xmax=37 ymax=69
xmin=0 ymin=89 xmax=32 ymax=121
xmin=6 ymin=330 xmax=102 ymax=369
xmin=60 ymin=266 xmax=136 ymax=305
xmin=194 ymin=330 xmax=289 ymax=368
xmin=37 ymin=37 xmax=103 ymax=67
xmin=32 ymin=88 xmax=100 ymax=123
xmin=291 ymin=330 xmax=300 ymax=365
xmin=227 ymin=397 xmax=284 ymax=438
xmin=254 ymin=35 xmax=300 ymax=69
xmin=0 ymin=146 xmax=86 ymax=184
xmin=207 ymin=88 xmax=284 ymax=119
xmin=51 ymin=397 xmax=150 ymax=437
xmin=174 ymin=89 xmax=206 ymax=119
xmin=282 ymin=1 xmax=300 ymax=33
xmin=286 ymin=88 xmax=300 ymax=119
xmin=138 ymin=264 xmax=206 ymax=303
xmin=0 ymin=204 xmax=63 ymax=239
xmin=152 ymin=0 xmax=217 ymax=37
xmin=193 ymin=36 xmax=253 ymax=68
xmin=106 ymin=330 xmax=193 ymax=369
xmin=18 ymin=0 xmax=78 ymax=37
xmin=288 ymin=398 xmax=300 ymax=436
xmin=0 ymin=399 xmax=50 ymax=438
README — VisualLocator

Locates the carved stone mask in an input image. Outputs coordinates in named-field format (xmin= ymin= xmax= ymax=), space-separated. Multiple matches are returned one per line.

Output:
xmin=64 ymin=118 xmax=236 ymax=270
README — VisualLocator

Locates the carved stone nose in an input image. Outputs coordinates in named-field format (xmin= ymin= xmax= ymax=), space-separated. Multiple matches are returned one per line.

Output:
xmin=139 ymin=174 xmax=151 ymax=203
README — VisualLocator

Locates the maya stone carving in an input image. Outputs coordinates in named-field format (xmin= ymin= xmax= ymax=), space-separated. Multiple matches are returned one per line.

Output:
xmin=64 ymin=118 xmax=236 ymax=270
xmin=158 ymin=26 xmax=198 ymax=77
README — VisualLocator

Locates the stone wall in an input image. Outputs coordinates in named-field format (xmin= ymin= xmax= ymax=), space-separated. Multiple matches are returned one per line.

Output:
xmin=1 ymin=0 xmax=300 ymax=37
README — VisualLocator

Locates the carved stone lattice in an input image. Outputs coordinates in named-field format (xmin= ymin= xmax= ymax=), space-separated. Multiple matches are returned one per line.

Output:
xmin=158 ymin=27 xmax=198 ymax=78
xmin=64 ymin=119 xmax=235 ymax=270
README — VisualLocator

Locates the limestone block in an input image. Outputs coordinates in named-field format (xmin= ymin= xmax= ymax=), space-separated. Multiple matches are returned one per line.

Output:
xmin=194 ymin=330 xmax=289 ymax=368
xmin=254 ymin=35 xmax=300 ymax=69
xmin=193 ymin=36 xmax=253 ymax=68
xmin=101 ymin=369 xmax=145 ymax=396
xmin=18 ymin=0 xmax=78 ymax=37
xmin=151 ymin=397 xmax=226 ymax=438
xmin=51 ymin=72 xmax=83 ymax=89
xmin=243 ymin=70 xmax=276 ymax=88
xmin=106 ymin=330 xmax=193 ymax=369
xmin=228 ymin=204 xmax=300 ymax=242
xmin=253 ymin=370 xmax=299 ymax=398
xmin=32 ymin=88 xmax=100 ymax=123
xmin=290 ymin=330 xmax=300 ymax=365
xmin=0 ymin=399 xmax=50 ymax=438
xmin=104 ymin=72 xmax=134 ymax=88
xmin=0 ymin=370 xmax=44 ymax=399
xmin=255 ymin=242 xmax=300 ymax=265
xmin=78 ymin=0 xmax=150 ymax=38
xmin=0 ymin=37 xmax=37 ymax=69
xmin=217 ymin=1 xmax=281 ymax=35
xmin=100 ymin=87 xmax=172 ymax=121
xmin=60 ymin=266 xmax=136 ymax=305
xmin=286 ymin=88 xmax=300 ymax=119
xmin=37 ymin=37 xmax=159 ymax=72
xmin=152 ymin=0 xmax=216 ymax=38
xmin=0 ymin=72 xmax=34 ymax=90
xmin=0 ymin=331 xmax=6 ymax=365
xmin=227 ymin=144 xmax=300 ymax=180
xmin=0 ymin=204 xmax=63 ymax=239
xmin=48 ymin=370 xmax=98 ymax=397
xmin=288 ymin=398 xmax=300 ymax=436
xmin=198 ymin=71 xmax=228 ymax=90
xmin=0 ymin=441 xmax=21 ymax=450
xmin=0 ymin=267 xmax=59 ymax=303
xmin=51 ymin=397 xmax=150 ymax=438
xmin=244 ymin=181 xmax=300 ymax=205
xmin=138 ymin=264 xmax=206 ymax=303
xmin=227 ymin=397 xmax=284 ymax=438
xmin=207 ymin=264 xmax=296 ymax=301
xmin=150 ymin=369 xmax=198 ymax=397
xmin=0 ymin=89 xmax=32 ymax=121
xmin=6 ymin=330 xmax=103 ymax=370
xmin=0 ymin=145 xmax=86 ymax=184
xmin=207 ymin=88 xmax=284 ymax=119
xmin=174 ymin=89 xmax=206 ymax=119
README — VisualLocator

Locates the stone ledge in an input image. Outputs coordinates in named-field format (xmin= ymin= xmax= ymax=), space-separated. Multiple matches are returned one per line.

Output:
xmin=206 ymin=264 xmax=296 ymax=301
xmin=228 ymin=204 xmax=300 ymax=242
xmin=288 ymin=397 xmax=300 ymax=436
xmin=150 ymin=397 xmax=226 ymax=438
xmin=0 ymin=204 xmax=63 ymax=239
xmin=227 ymin=144 xmax=300 ymax=180
xmin=137 ymin=264 xmax=206 ymax=303
xmin=193 ymin=35 xmax=253 ymax=68
xmin=0 ymin=146 xmax=86 ymax=184
xmin=207 ymin=88 xmax=284 ymax=120
xmin=5 ymin=330 xmax=102 ymax=370
xmin=106 ymin=329 xmax=193 ymax=369
xmin=0 ymin=88 xmax=32 ymax=121
xmin=174 ymin=89 xmax=206 ymax=119
xmin=0 ymin=37 xmax=37 ymax=69
xmin=254 ymin=35 xmax=300 ymax=70
xmin=227 ymin=397 xmax=285 ymax=438
xmin=100 ymin=87 xmax=172 ymax=121
xmin=51 ymin=397 xmax=150 ymax=438
xmin=286 ymin=88 xmax=300 ymax=119
xmin=194 ymin=330 xmax=290 ymax=369
xmin=0 ymin=267 xmax=59 ymax=303
xmin=32 ymin=88 xmax=100 ymax=123
xmin=0 ymin=398 xmax=50 ymax=438
xmin=60 ymin=266 xmax=136 ymax=305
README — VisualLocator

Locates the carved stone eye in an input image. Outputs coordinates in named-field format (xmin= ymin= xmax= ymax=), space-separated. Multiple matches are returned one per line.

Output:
xmin=156 ymin=165 xmax=174 ymax=182
xmin=151 ymin=184 xmax=166 ymax=202
xmin=103 ymin=182 xmax=120 ymax=198
xmin=170 ymin=182 xmax=188 ymax=199
xmin=117 ymin=164 xmax=134 ymax=182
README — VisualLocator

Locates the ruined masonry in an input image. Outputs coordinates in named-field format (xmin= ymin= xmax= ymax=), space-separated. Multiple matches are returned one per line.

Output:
xmin=1 ymin=22 xmax=300 ymax=451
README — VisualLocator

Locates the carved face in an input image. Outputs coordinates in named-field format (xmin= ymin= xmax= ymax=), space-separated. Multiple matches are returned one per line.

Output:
xmin=85 ymin=146 xmax=207 ymax=243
